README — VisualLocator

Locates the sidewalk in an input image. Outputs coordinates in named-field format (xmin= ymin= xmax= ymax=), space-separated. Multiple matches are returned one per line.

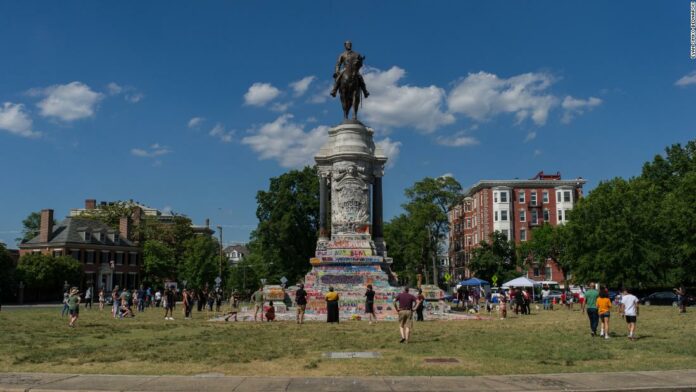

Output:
xmin=1 ymin=370 xmax=695 ymax=392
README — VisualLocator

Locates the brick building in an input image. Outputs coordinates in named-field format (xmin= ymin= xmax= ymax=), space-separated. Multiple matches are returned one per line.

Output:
xmin=449 ymin=172 xmax=585 ymax=284
xmin=18 ymin=209 xmax=142 ymax=291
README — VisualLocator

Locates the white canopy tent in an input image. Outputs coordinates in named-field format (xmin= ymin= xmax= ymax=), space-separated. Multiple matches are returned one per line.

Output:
xmin=502 ymin=276 xmax=542 ymax=301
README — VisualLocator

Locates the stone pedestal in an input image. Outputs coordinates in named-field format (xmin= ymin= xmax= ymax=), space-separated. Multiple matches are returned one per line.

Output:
xmin=301 ymin=121 xmax=400 ymax=319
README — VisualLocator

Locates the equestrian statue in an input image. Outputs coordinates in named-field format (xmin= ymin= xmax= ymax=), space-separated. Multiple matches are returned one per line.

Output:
xmin=330 ymin=40 xmax=370 ymax=121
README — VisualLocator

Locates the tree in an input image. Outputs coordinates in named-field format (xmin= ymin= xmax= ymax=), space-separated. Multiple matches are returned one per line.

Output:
xmin=384 ymin=213 xmax=429 ymax=285
xmin=402 ymin=176 xmax=462 ymax=286
xmin=17 ymin=211 xmax=56 ymax=243
xmin=77 ymin=201 xmax=139 ymax=229
xmin=16 ymin=254 xmax=81 ymax=299
xmin=0 ymin=244 xmax=16 ymax=302
xmin=248 ymin=166 xmax=319 ymax=285
xmin=142 ymin=240 xmax=177 ymax=285
xmin=179 ymin=235 xmax=221 ymax=290
xmin=519 ymin=224 xmax=573 ymax=288
xmin=138 ymin=215 xmax=195 ymax=266
xmin=469 ymin=231 xmax=519 ymax=284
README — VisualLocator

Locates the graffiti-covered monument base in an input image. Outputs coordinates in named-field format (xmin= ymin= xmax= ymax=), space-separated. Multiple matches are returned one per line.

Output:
xmin=301 ymin=121 xmax=399 ymax=319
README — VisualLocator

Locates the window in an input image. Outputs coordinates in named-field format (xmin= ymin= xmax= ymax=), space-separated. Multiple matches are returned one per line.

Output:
xmin=130 ymin=253 xmax=138 ymax=266
xmin=543 ymin=191 xmax=549 ymax=203
xmin=543 ymin=209 xmax=550 ymax=222
xmin=500 ymin=229 xmax=508 ymax=240
xmin=531 ymin=209 xmax=538 ymax=224
xmin=519 ymin=210 xmax=526 ymax=222
xmin=82 ymin=231 xmax=91 ymax=242
xmin=494 ymin=192 xmax=498 ymax=203
xmin=101 ymin=251 xmax=110 ymax=263
xmin=466 ymin=218 xmax=471 ymax=228
xmin=494 ymin=211 xmax=498 ymax=221
xmin=86 ymin=251 xmax=94 ymax=264
xmin=474 ymin=233 xmax=478 ymax=243
xmin=544 ymin=266 xmax=553 ymax=279
xmin=500 ymin=192 xmax=507 ymax=203
xmin=115 ymin=252 xmax=123 ymax=265
xmin=473 ymin=216 xmax=477 ymax=226
xmin=518 ymin=191 xmax=525 ymax=203
xmin=564 ymin=191 xmax=571 ymax=202
xmin=71 ymin=249 xmax=80 ymax=261
xmin=113 ymin=233 xmax=119 ymax=243
xmin=501 ymin=210 xmax=508 ymax=221
xmin=557 ymin=191 xmax=561 ymax=202
xmin=466 ymin=236 xmax=472 ymax=246
xmin=53 ymin=250 xmax=63 ymax=257
xmin=520 ymin=228 xmax=527 ymax=241
xmin=533 ymin=266 xmax=540 ymax=277
xmin=564 ymin=209 xmax=571 ymax=221
xmin=530 ymin=192 xmax=537 ymax=205
xmin=558 ymin=210 xmax=563 ymax=221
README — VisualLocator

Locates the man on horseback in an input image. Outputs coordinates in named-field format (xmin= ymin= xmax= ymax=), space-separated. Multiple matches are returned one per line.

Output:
xmin=330 ymin=40 xmax=370 ymax=98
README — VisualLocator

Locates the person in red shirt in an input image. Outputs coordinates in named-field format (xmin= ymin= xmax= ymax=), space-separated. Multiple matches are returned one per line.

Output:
xmin=394 ymin=287 xmax=417 ymax=344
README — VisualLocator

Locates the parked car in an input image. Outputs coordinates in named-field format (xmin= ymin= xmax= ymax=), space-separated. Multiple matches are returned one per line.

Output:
xmin=544 ymin=290 xmax=564 ymax=303
xmin=640 ymin=291 xmax=679 ymax=306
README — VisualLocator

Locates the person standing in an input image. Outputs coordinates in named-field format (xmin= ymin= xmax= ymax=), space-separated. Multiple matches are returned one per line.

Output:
xmin=61 ymin=290 xmax=70 ymax=317
xmin=67 ymin=287 xmax=80 ymax=328
xmin=541 ymin=286 xmax=550 ymax=310
xmin=674 ymin=286 xmax=687 ymax=314
xmin=325 ymin=287 xmax=340 ymax=323
xmin=394 ymin=287 xmax=417 ymax=343
xmin=137 ymin=285 xmax=146 ymax=313
xmin=584 ymin=283 xmax=600 ymax=336
xmin=111 ymin=286 xmax=120 ymax=319
xmin=164 ymin=286 xmax=175 ymax=320
xmin=98 ymin=288 xmax=105 ymax=311
xmin=295 ymin=284 xmax=308 ymax=324
xmin=365 ymin=285 xmax=377 ymax=324
xmin=252 ymin=288 xmax=265 ymax=322
xmin=499 ymin=290 xmax=508 ymax=319
xmin=415 ymin=288 xmax=425 ymax=321
xmin=184 ymin=289 xmax=194 ymax=319
xmin=597 ymin=289 xmax=612 ymax=339
xmin=620 ymin=288 xmax=640 ymax=340
xmin=155 ymin=289 xmax=162 ymax=308
xmin=84 ymin=286 xmax=92 ymax=310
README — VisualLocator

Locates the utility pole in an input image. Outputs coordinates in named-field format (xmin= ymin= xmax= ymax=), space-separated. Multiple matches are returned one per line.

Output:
xmin=217 ymin=225 xmax=223 ymax=280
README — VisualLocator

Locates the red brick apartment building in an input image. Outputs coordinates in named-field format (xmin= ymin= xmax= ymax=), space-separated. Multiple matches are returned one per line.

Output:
xmin=449 ymin=172 xmax=585 ymax=284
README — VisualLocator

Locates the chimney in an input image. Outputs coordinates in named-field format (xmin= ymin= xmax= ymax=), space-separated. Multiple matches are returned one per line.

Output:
xmin=85 ymin=199 xmax=97 ymax=210
xmin=119 ymin=216 xmax=130 ymax=241
xmin=39 ymin=209 xmax=54 ymax=243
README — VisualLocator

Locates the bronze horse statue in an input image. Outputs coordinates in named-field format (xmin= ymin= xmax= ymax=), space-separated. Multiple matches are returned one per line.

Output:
xmin=338 ymin=54 xmax=367 ymax=121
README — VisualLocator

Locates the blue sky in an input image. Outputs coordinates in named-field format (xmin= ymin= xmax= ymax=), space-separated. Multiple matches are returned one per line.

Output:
xmin=1 ymin=1 xmax=695 ymax=246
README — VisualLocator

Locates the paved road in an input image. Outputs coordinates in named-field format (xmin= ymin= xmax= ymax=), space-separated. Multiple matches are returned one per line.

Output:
xmin=1 ymin=370 xmax=695 ymax=391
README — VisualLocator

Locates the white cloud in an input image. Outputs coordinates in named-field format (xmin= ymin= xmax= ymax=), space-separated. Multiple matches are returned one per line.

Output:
xmin=675 ymin=71 xmax=696 ymax=87
xmin=435 ymin=131 xmax=479 ymax=147
xmin=0 ymin=102 xmax=41 ymax=138
xmin=448 ymin=71 xmax=558 ymax=125
xmin=35 ymin=81 xmax=103 ymax=121
xmin=125 ymin=92 xmax=144 ymax=103
xmin=362 ymin=66 xmax=454 ymax=133
xmin=561 ymin=95 xmax=602 ymax=123
xmin=440 ymin=173 xmax=454 ymax=178
xmin=107 ymin=82 xmax=123 ymax=95
xmin=209 ymin=123 xmax=234 ymax=143
xmin=271 ymin=102 xmax=291 ymax=112
xmin=131 ymin=143 xmax=172 ymax=158
xmin=524 ymin=131 xmax=537 ymax=142
xmin=188 ymin=117 xmax=205 ymax=129
xmin=243 ymin=82 xmax=281 ymax=106
xmin=290 ymin=76 xmax=316 ymax=97
xmin=242 ymin=114 xmax=330 ymax=168
xmin=533 ymin=149 xmax=542 ymax=157
xmin=376 ymin=137 xmax=402 ymax=168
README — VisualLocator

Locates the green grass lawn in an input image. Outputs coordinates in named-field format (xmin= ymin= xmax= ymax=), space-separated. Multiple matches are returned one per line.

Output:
xmin=1 ymin=305 xmax=694 ymax=376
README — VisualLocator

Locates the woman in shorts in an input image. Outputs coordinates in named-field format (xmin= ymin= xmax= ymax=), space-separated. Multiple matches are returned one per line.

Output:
xmin=597 ymin=289 xmax=612 ymax=339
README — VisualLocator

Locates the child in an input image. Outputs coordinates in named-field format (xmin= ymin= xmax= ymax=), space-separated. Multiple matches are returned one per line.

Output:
xmin=265 ymin=301 xmax=276 ymax=322
xmin=224 ymin=294 xmax=239 ymax=322
xmin=597 ymin=289 xmax=612 ymax=339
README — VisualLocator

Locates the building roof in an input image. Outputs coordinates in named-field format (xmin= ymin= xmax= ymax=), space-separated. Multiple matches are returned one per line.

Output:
xmin=462 ymin=178 xmax=586 ymax=197
xmin=19 ymin=217 xmax=137 ymax=248
xmin=224 ymin=244 xmax=249 ymax=255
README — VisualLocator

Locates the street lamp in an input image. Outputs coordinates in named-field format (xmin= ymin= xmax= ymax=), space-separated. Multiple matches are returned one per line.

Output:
xmin=216 ymin=225 xmax=223 ymax=282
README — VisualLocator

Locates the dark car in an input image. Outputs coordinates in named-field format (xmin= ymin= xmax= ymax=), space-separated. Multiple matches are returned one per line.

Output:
xmin=640 ymin=291 xmax=679 ymax=306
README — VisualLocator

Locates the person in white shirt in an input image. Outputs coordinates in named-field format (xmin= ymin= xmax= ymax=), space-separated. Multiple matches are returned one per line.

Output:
xmin=620 ymin=288 xmax=640 ymax=340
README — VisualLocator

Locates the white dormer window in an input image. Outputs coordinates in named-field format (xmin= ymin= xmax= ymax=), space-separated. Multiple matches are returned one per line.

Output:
xmin=84 ymin=231 xmax=92 ymax=242
xmin=113 ymin=233 xmax=119 ymax=243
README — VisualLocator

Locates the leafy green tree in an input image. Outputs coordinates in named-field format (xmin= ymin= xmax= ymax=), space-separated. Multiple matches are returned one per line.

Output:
xmin=248 ymin=166 xmax=319 ymax=284
xmin=142 ymin=240 xmax=177 ymax=285
xmin=179 ymin=235 xmax=221 ymax=290
xmin=402 ymin=176 xmax=462 ymax=286
xmin=660 ymin=171 xmax=696 ymax=286
xmin=519 ymin=224 xmax=574 ymax=288
xmin=17 ymin=211 xmax=56 ymax=243
xmin=384 ymin=213 xmax=429 ymax=285
xmin=78 ymin=201 xmax=139 ymax=229
xmin=469 ymin=231 xmax=519 ymax=283
xmin=227 ymin=253 xmax=266 ymax=294
xmin=0 ymin=244 xmax=16 ymax=301
xmin=16 ymin=254 xmax=81 ymax=299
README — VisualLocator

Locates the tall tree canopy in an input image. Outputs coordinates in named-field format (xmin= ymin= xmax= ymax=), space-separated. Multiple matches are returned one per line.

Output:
xmin=469 ymin=231 xmax=519 ymax=284
xmin=246 ymin=166 xmax=319 ymax=286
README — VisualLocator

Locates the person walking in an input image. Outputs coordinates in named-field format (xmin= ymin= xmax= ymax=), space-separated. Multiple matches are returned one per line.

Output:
xmin=584 ymin=283 xmax=600 ymax=336
xmin=620 ymin=288 xmax=640 ymax=340
xmin=61 ymin=290 xmax=70 ymax=317
xmin=674 ymin=286 xmax=687 ymax=313
xmin=84 ymin=286 xmax=92 ymax=310
xmin=252 ymin=288 xmax=265 ymax=322
xmin=67 ymin=287 xmax=80 ymax=328
xmin=98 ymin=288 xmax=105 ymax=311
xmin=325 ymin=287 xmax=340 ymax=323
xmin=394 ymin=287 xmax=417 ymax=343
xmin=295 ymin=284 xmax=308 ymax=324
xmin=164 ymin=286 xmax=175 ymax=320
xmin=415 ymin=288 xmax=425 ymax=321
xmin=365 ymin=284 xmax=377 ymax=324
xmin=597 ymin=288 xmax=612 ymax=339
